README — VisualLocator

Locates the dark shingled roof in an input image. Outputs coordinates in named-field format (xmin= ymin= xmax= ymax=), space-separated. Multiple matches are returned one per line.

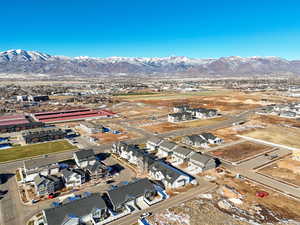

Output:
xmin=106 ymin=178 xmax=156 ymax=210
xmin=190 ymin=153 xmax=214 ymax=167
xmin=43 ymin=193 xmax=107 ymax=225
xmin=74 ymin=149 xmax=96 ymax=161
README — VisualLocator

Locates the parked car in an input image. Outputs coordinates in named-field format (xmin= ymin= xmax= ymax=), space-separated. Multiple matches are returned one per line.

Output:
xmin=140 ymin=212 xmax=152 ymax=218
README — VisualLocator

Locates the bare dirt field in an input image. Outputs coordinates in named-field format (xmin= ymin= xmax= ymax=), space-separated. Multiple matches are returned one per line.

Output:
xmin=243 ymin=126 xmax=300 ymax=149
xmin=251 ymin=114 xmax=300 ymax=127
xmin=215 ymin=175 xmax=300 ymax=223
xmin=115 ymin=90 xmax=274 ymax=114
xmin=211 ymin=141 xmax=270 ymax=162
xmin=259 ymin=157 xmax=300 ymax=186
xmin=91 ymin=123 xmax=141 ymax=144
xmin=142 ymin=117 xmax=227 ymax=133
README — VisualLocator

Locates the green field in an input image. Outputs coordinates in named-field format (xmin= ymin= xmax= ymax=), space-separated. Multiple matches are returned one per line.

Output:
xmin=0 ymin=140 xmax=77 ymax=163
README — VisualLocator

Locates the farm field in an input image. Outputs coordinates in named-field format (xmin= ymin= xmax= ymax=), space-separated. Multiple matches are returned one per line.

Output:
xmin=258 ymin=157 xmax=300 ymax=186
xmin=243 ymin=126 xmax=300 ymax=149
xmin=0 ymin=140 xmax=76 ymax=162
xmin=211 ymin=141 xmax=270 ymax=162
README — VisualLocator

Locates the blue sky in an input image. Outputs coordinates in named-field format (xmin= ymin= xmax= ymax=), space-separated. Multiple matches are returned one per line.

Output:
xmin=1 ymin=0 xmax=300 ymax=59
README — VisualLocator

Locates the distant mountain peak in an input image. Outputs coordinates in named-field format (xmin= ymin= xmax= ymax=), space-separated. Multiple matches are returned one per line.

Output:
xmin=0 ymin=49 xmax=298 ymax=76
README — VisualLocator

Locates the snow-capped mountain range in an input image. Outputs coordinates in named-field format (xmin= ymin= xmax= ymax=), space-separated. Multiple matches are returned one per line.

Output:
xmin=0 ymin=49 xmax=300 ymax=76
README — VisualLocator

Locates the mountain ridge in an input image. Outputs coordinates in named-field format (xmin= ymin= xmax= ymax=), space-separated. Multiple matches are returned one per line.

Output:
xmin=0 ymin=49 xmax=299 ymax=76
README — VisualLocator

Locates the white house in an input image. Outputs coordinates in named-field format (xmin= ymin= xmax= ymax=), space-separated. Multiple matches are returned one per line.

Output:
xmin=146 ymin=137 xmax=163 ymax=151
xmin=73 ymin=149 xmax=96 ymax=168
xmin=200 ymin=133 xmax=223 ymax=144
xmin=157 ymin=140 xmax=177 ymax=158
xmin=149 ymin=161 xmax=194 ymax=189
xmin=23 ymin=158 xmax=60 ymax=182
xmin=188 ymin=153 xmax=217 ymax=174
xmin=61 ymin=168 xmax=86 ymax=188
xmin=79 ymin=122 xmax=103 ymax=134
xmin=171 ymin=146 xmax=194 ymax=165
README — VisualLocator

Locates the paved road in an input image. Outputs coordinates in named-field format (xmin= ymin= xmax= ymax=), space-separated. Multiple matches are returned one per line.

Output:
xmin=0 ymin=108 xmax=253 ymax=225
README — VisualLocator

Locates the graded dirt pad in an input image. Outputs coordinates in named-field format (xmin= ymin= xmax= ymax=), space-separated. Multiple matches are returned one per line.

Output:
xmin=259 ymin=157 xmax=300 ymax=186
xmin=218 ymin=177 xmax=300 ymax=222
xmin=91 ymin=124 xmax=141 ymax=144
xmin=251 ymin=114 xmax=300 ymax=127
xmin=142 ymin=122 xmax=185 ymax=133
xmin=211 ymin=141 xmax=270 ymax=162
xmin=116 ymin=90 xmax=270 ymax=113
xmin=243 ymin=126 xmax=300 ymax=149
xmin=142 ymin=117 xmax=227 ymax=133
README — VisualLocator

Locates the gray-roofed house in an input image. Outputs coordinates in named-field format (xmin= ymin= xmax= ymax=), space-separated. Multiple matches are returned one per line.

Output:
xmin=42 ymin=193 xmax=109 ymax=225
xmin=146 ymin=137 xmax=163 ymax=151
xmin=182 ymin=135 xmax=209 ymax=148
xmin=61 ymin=168 xmax=86 ymax=188
xmin=33 ymin=174 xmax=63 ymax=196
xmin=195 ymin=108 xmax=218 ymax=119
xmin=149 ymin=161 xmax=193 ymax=189
xmin=157 ymin=140 xmax=177 ymax=158
xmin=86 ymin=161 xmax=109 ymax=180
xmin=188 ymin=153 xmax=218 ymax=173
xmin=105 ymin=178 xmax=157 ymax=213
xmin=73 ymin=149 xmax=96 ymax=168
xmin=79 ymin=122 xmax=103 ymax=134
xmin=200 ymin=133 xmax=223 ymax=144
xmin=23 ymin=158 xmax=60 ymax=182
xmin=168 ymin=112 xmax=193 ymax=122
xmin=171 ymin=146 xmax=194 ymax=164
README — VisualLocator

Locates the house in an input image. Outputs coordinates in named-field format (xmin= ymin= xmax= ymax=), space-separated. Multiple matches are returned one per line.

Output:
xmin=188 ymin=153 xmax=218 ymax=173
xmin=173 ymin=105 xmax=189 ymax=113
xmin=79 ymin=122 xmax=103 ymax=134
xmin=86 ymin=161 xmax=109 ymax=180
xmin=195 ymin=108 xmax=218 ymax=119
xmin=23 ymin=158 xmax=60 ymax=182
xmin=200 ymin=133 xmax=223 ymax=144
xmin=105 ymin=178 xmax=158 ymax=213
xmin=168 ymin=112 xmax=193 ymax=122
xmin=22 ymin=127 xmax=67 ymax=144
xmin=157 ymin=140 xmax=177 ymax=158
xmin=42 ymin=193 xmax=109 ymax=225
xmin=149 ymin=161 xmax=194 ymax=189
xmin=279 ymin=111 xmax=297 ymax=118
xmin=33 ymin=174 xmax=63 ymax=196
xmin=182 ymin=135 xmax=209 ymax=148
xmin=73 ymin=149 xmax=97 ymax=168
xmin=146 ymin=137 xmax=163 ymax=151
xmin=61 ymin=168 xmax=86 ymax=188
xmin=171 ymin=146 xmax=194 ymax=164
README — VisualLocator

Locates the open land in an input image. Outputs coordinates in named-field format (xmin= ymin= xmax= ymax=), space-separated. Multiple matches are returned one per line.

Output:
xmin=211 ymin=141 xmax=270 ymax=162
xmin=259 ymin=157 xmax=300 ymax=186
xmin=243 ymin=126 xmax=300 ymax=149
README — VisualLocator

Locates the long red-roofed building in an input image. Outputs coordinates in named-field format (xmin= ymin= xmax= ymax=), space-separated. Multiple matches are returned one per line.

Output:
xmin=33 ymin=108 xmax=116 ymax=123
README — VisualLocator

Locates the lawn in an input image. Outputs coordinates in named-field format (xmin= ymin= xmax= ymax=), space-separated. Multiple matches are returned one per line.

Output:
xmin=0 ymin=140 xmax=77 ymax=163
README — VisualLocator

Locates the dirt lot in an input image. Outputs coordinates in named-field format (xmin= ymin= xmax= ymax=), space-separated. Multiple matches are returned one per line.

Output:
xmin=142 ymin=117 xmax=227 ymax=134
xmin=251 ymin=114 xmax=300 ymax=127
xmin=115 ymin=90 xmax=276 ymax=114
xmin=259 ymin=157 xmax=300 ymax=186
xmin=211 ymin=141 xmax=270 ymax=162
xmin=91 ymin=123 xmax=141 ymax=144
xmin=243 ymin=126 xmax=300 ymax=149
